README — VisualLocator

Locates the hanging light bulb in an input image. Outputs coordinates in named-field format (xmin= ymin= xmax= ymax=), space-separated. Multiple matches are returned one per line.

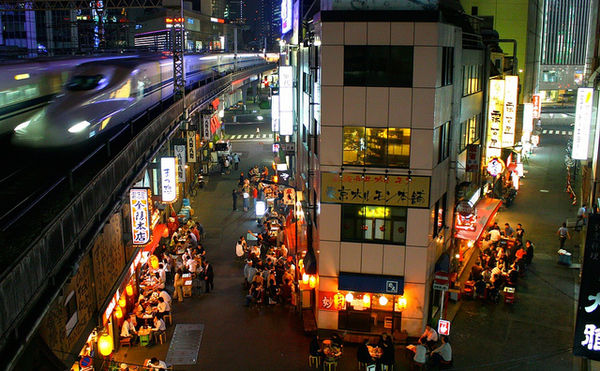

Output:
xmin=397 ymin=296 xmax=407 ymax=311
xmin=379 ymin=295 xmax=388 ymax=306
xmin=118 ymin=295 xmax=127 ymax=308
xmin=115 ymin=306 xmax=123 ymax=319
xmin=345 ymin=292 xmax=354 ymax=303
xmin=309 ymin=275 xmax=317 ymax=289
xmin=150 ymin=255 xmax=159 ymax=270
xmin=302 ymin=273 xmax=309 ymax=284
xmin=363 ymin=293 xmax=371 ymax=305
xmin=126 ymin=284 xmax=134 ymax=296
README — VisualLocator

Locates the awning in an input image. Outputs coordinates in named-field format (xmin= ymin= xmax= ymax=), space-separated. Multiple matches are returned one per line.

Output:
xmin=455 ymin=198 xmax=502 ymax=241
xmin=338 ymin=272 xmax=404 ymax=295
xmin=143 ymin=223 xmax=168 ymax=253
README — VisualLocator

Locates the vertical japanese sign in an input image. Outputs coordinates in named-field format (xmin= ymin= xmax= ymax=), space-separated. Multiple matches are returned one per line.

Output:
xmin=502 ymin=75 xmax=518 ymax=148
xmin=130 ymin=188 xmax=151 ymax=245
xmin=186 ymin=131 xmax=196 ymax=163
xmin=271 ymin=94 xmax=280 ymax=132
xmin=202 ymin=114 xmax=210 ymax=139
xmin=574 ymin=215 xmax=600 ymax=359
xmin=522 ymin=103 xmax=533 ymax=143
xmin=532 ymin=94 xmax=541 ymax=119
xmin=486 ymin=79 xmax=505 ymax=160
xmin=572 ymin=88 xmax=594 ymax=160
xmin=279 ymin=65 xmax=294 ymax=136
xmin=174 ymin=145 xmax=186 ymax=182
xmin=160 ymin=157 xmax=177 ymax=202
xmin=466 ymin=144 xmax=480 ymax=172
xmin=281 ymin=0 xmax=292 ymax=34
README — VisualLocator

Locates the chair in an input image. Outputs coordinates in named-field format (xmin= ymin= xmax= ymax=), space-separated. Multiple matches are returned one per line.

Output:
xmin=308 ymin=354 xmax=320 ymax=368
xmin=155 ymin=331 xmax=167 ymax=345
xmin=183 ymin=285 xmax=193 ymax=297
xmin=163 ymin=313 xmax=173 ymax=325
xmin=323 ymin=359 xmax=337 ymax=371
xmin=139 ymin=333 xmax=151 ymax=347
xmin=119 ymin=337 xmax=132 ymax=348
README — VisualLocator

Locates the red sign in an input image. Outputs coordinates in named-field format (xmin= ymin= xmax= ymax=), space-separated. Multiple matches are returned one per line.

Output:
xmin=438 ymin=319 xmax=451 ymax=336
xmin=466 ymin=144 xmax=480 ymax=172
xmin=318 ymin=291 xmax=338 ymax=311
xmin=532 ymin=94 xmax=541 ymax=119
xmin=80 ymin=356 xmax=92 ymax=367
xmin=434 ymin=271 xmax=449 ymax=286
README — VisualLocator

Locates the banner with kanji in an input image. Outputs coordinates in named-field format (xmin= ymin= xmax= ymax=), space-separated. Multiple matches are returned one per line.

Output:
xmin=321 ymin=172 xmax=430 ymax=208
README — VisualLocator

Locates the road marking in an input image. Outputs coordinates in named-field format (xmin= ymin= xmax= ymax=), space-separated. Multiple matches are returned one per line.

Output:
xmin=568 ymin=131 xmax=573 ymax=135
xmin=262 ymin=134 xmax=267 ymax=138
xmin=250 ymin=134 xmax=255 ymax=138
xmin=543 ymin=129 xmax=548 ymax=134
xmin=562 ymin=131 xmax=567 ymax=135
xmin=243 ymin=134 xmax=248 ymax=139
xmin=269 ymin=134 xmax=273 ymax=138
xmin=548 ymin=130 xmax=554 ymax=134
xmin=540 ymin=189 xmax=550 ymax=193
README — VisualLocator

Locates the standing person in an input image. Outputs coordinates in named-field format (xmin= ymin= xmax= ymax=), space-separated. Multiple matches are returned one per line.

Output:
xmin=577 ymin=204 xmax=588 ymax=230
xmin=515 ymin=223 xmax=525 ymax=243
xmin=357 ymin=339 xmax=373 ymax=366
xmin=418 ymin=324 xmax=438 ymax=350
xmin=203 ymin=260 xmax=214 ymax=293
xmin=232 ymin=189 xmax=238 ymax=211
xmin=525 ymin=240 xmax=535 ymax=265
xmin=173 ymin=269 xmax=184 ymax=302
xmin=252 ymin=186 xmax=258 ymax=208
xmin=233 ymin=152 xmax=240 ymax=170
xmin=243 ymin=190 xmax=250 ymax=211
xmin=503 ymin=223 xmax=515 ymax=237
xmin=557 ymin=222 xmax=570 ymax=248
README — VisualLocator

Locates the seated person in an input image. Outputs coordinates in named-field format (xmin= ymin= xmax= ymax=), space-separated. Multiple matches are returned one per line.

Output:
xmin=469 ymin=262 xmax=483 ymax=281
xmin=412 ymin=343 xmax=428 ymax=365
xmin=418 ymin=324 xmax=439 ymax=350
xmin=148 ymin=357 xmax=168 ymax=370
xmin=156 ymin=297 xmax=171 ymax=316
xmin=357 ymin=339 xmax=374 ymax=365
xmin=309 ymin=335 xmax=323 ymax=357
xmin=152 ymin=315 xmax=167 ymax=343
xmin=159 ymin=290 xmax=172 ymax=306
xmin=120 ymin=316 xmax=137 ymax=344
xmin=430 ymin=336 xmax=452 ymax=366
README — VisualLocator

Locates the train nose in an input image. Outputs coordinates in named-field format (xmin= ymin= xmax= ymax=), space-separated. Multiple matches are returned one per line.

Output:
xmin=12 ymin=114 xmax=87 ymax=147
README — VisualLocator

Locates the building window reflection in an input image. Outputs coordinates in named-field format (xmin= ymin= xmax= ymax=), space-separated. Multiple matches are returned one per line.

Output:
xmin=343 ymin=127 xmax=410 ymax=168
xmin=341 ymin=205 xmax=407 ymax=244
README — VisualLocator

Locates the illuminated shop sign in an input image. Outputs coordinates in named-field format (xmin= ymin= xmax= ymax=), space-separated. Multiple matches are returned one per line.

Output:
xmin=174 ymin=145 xmax=186 ymax=182
xmin=574 ymin=215 xmax=600 ymax=360
xmin=532 ymin=94 xmax=541 ymax=119
xmin=279 ymin=66 xmax=294 ymax=136
xmin=186 ymin=131 xmax=196 ymax=163
xmin=271 ymin=94 xmax=280 ymax=132
xmin=522 ymin=103 xmax=533 ymax=143
xmin=321 ymin=172 xmax=431 ymax=208
xmin=502 ymin=75 xmax=518 ymax=148
xmin=281 ymin=0 xmax=292 ymax=34
xmin=130 ymin=188 xmax=151 ymax=245
xmin=572 ymin=88 xmax=594 ymax=160
xmin=486 ymin=157 xmax=505 ymax=177
xmin=161 ymin=157 xmax=177 ymax=203
xmin=486 ymin=79 xmax=504 ymax=160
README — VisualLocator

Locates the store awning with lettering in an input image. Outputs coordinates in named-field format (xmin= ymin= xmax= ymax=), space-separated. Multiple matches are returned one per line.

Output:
xmin=338 ymin=272 xmax=404 ymax=295
xmin=455 ymin=198 xmax=502 ymax=241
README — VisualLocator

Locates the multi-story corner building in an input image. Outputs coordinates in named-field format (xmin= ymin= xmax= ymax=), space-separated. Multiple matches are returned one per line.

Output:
xmin=285 ymin=2 xmax=488 ymax=337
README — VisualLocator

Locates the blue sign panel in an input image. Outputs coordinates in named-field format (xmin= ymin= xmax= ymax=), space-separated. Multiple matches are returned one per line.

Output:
xmin=338 ymin=272 xmax=404 ymax=295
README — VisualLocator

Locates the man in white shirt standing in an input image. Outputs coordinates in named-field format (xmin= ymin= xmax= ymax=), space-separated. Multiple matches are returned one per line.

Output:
xmin=418 ymin=324 xmax=439 ymax=350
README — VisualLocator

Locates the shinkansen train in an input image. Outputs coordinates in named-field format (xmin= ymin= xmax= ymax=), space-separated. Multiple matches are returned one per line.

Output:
xmin=11 ymin=53 xmax=267 ymax=146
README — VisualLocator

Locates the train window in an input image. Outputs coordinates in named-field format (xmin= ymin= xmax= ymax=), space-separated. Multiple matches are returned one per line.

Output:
xmin=66 ymin=75 xmax=104 ymax=91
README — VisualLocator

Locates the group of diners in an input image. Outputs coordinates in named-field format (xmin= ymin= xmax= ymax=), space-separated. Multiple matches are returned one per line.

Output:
xmin=408 ymin=324 xmax=453 ymax=368
xmin=466 ymin=222 xmax=534 ymax=303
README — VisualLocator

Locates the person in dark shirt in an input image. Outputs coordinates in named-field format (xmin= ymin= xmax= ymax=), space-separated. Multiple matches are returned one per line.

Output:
xmin=357 ymin=339 xmax=374 ymax=365
xmin=309 ymin=336 xmax=323 ymax=357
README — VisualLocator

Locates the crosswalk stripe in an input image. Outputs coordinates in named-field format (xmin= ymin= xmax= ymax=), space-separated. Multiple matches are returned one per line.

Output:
xmin=543 ymin=130 xmax=548 ymax=134
xmin=568 ymin=131 xmax=573 ymax=135
xmin=548 ymin=130 xmax=554 ymax=134
xmin=243 ymin=134 xmax=248 ymax=139
xmin=250 ymin=134 xmax=255 ymax=138
xmin=262 ymin=134 xmax=267 ymax=138
xmin=269 ymin=134 xmax=273 ymax=138
xmin=562 ymin=131 xmax=566 ymax=135
xmin=233 ymin=135 xmax=239 ymax=139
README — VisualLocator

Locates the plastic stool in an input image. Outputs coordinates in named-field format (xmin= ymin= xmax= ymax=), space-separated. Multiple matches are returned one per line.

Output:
xmin=323 ymin=359 xmax=337 ymax=371
xmin=308 ymin=355 xmax=320 ymax=368
xmin=163 ymin=313 xmax=173 ymax=325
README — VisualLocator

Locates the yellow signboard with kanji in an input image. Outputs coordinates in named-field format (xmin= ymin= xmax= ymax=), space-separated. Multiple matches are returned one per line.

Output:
xmin=321 ymin=172 xmax=430 ymax=208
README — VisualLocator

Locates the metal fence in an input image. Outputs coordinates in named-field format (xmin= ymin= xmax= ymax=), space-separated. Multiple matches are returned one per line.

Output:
xmin=0 ymin=62 xmax=275 ymax=366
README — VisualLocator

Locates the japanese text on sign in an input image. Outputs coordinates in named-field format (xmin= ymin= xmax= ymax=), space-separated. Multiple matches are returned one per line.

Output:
xmin=502 ymin=76 xmax=518 ymax=148
xmin=487 ymin=79 xmax=504 ymax=160
xmin=574 ymin=215 xmax=600 ymax=360
xmin=161 ymin=157 xmax=177 ymax=202
xmin=130 ymin=188 xmax=151 ymax=245
xmin=174 ymin=145 xmax=186 ymax=182
xmin=321 ymin=172 xmax=430 ymax=208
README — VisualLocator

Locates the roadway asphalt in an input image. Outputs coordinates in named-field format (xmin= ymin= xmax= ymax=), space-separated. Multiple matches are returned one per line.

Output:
xmin=110 ymin=113 xmax=583 ymax=370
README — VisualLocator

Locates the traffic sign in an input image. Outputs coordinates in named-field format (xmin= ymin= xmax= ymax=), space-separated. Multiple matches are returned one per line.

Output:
xmin=438 ymin=319 xmax=451 ymax=336
xmin=80 ymin=356 xmax=92 ymax=368
xmin=434 ymin=271 xmax=449 ymax=291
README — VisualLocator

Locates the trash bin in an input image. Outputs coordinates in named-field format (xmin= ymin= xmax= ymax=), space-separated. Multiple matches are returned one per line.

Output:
xmin=557 ymin=249 xmax=572 ymax=265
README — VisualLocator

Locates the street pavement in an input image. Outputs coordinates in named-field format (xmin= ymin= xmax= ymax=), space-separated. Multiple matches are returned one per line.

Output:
xmin=451 ymin=114 xmax=581 ymax=370
xmin=111 ymin=113 xmax=583 ymax=370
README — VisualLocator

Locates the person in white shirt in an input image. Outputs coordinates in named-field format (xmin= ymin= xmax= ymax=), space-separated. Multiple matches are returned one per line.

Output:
xmin=157 ymin=297 xmax=171 ymax=315
xmin=431 ymin=336 xmax=452 ymax=366
xmin=148 ymin=357 xmax=168 ymax=370
xmin=120 ymin=317 xmax=137 ymax=343
xmin=186 ymin=257 xmax=198 ymax=274
xmin=152 ymin=316 xmax=166 ymax=344
xmin=489 ymin=228 xmax=501 ymax=242
xmin=159 ymin=290 xmax=171 ymax=305
xmin=413 ymin=343 xmax=428 ymax=365
xmin=158 ymin=264 xmax=167 ymax=283
xmin=418 ymin=324 xmax=439 ymax=349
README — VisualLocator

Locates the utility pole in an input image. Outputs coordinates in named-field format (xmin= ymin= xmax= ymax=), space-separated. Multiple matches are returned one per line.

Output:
xmin=172 ymin=0 xmax=186 ymax=102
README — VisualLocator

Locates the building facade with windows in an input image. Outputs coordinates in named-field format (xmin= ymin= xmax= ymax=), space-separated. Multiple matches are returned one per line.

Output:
xmin=311 ymin=10 xmax=468 ymax=336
